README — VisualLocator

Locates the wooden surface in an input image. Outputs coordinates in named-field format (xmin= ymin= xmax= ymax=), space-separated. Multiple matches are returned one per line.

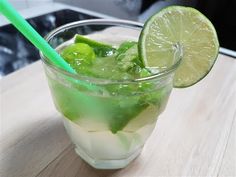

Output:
xmin=0 ymin=54 xmax=236 ymax=177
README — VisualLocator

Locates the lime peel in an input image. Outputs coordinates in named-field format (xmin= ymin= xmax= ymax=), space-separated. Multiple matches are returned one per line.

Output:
xmin=138 ymin=6 xmax=219 ymax=88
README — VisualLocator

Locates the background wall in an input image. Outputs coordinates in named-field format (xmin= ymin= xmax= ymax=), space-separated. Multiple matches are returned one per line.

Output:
xmin=8 ymin=0 xmax=53 ymax=10
xmin=8 ymin=0 xmax=196 ymax=21
xmin=54 ymin=0 xmax=141 ymax=20
xmin=8 ymin=0 xmax=140 ymax=20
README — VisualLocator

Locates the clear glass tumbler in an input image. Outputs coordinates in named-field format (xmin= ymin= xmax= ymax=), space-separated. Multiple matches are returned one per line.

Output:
xmin=41 ymin=19 xmax=181 ymax=169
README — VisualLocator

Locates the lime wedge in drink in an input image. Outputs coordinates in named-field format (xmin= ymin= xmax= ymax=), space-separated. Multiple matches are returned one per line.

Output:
xmin=139 ymin=6 xmax=219 ymax=87
xmin=61 ymin=43 xmax=96 ymax=65
xmin=75 ymin=34 xmax=113 ymax=48
xmin=75 ymin=34 xmax=115 ymax=57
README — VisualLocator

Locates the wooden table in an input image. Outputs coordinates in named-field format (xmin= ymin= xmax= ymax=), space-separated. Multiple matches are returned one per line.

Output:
xmin=1 ymin=54 xmax=235 ymax=177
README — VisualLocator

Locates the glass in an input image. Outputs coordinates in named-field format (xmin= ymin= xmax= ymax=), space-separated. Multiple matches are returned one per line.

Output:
xmin=41 ymin=19 xmax=181 ymax=169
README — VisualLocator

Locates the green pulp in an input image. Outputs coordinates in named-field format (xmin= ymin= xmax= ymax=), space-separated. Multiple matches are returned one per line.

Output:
xmin=47 ymin=36 xmax=172 ymax=133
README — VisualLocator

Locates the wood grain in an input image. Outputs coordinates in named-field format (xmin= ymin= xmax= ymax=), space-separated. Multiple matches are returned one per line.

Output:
xmin=0 ymin=54 xmax=235 ymax=177
xmin=0 ymin=63 xmax=71 ymax=177
xmin=218 ymin=118 xmax=236 ymax=177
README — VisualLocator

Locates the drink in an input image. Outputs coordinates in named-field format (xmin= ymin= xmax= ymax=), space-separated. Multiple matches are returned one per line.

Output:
xmin=42 ymin=21 xmax=180 ymax=169
xmin=41 ymin=7 xmax=219 ymax=170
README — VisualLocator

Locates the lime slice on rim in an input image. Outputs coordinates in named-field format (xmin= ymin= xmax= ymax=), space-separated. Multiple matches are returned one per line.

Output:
xmin=139 ymin=6 xmax=219 ymax=87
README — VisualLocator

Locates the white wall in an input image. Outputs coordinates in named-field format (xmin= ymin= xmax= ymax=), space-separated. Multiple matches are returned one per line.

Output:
xmin=7 ymin=0 xmax=139 ymax=20
xmin=54 ymin=0 xmax=140 ymax=20
xmin=7 ymin=0 xmax=197 ymax=21
xmin=8 ymin=0 xmax=28 ymax=10
xmin=27 ymin=0 xmax=53 ymax=7
xmin=8 ymin=0 xmax=53 ymax=10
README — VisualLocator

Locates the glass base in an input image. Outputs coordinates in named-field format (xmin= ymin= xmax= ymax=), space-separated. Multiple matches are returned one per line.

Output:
xmin=74 ymin=145 xmax=142 ymax=169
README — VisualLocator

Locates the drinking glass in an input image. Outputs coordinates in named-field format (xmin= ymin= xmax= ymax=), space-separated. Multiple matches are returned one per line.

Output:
xmin=41 ymin=19 xmax=181 ymax=169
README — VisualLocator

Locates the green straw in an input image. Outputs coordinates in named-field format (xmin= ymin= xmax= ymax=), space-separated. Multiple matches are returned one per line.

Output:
xmin=0 ymin=0 xmax=75 ymax=74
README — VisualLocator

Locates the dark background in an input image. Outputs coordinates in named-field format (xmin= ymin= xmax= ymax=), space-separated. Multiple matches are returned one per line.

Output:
xmin=195 ymin=0 xmax=236 ymax=51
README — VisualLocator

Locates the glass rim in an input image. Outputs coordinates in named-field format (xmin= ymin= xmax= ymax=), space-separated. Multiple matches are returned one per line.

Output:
xmin=40 ymin=19 xmax=182 ymax=84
